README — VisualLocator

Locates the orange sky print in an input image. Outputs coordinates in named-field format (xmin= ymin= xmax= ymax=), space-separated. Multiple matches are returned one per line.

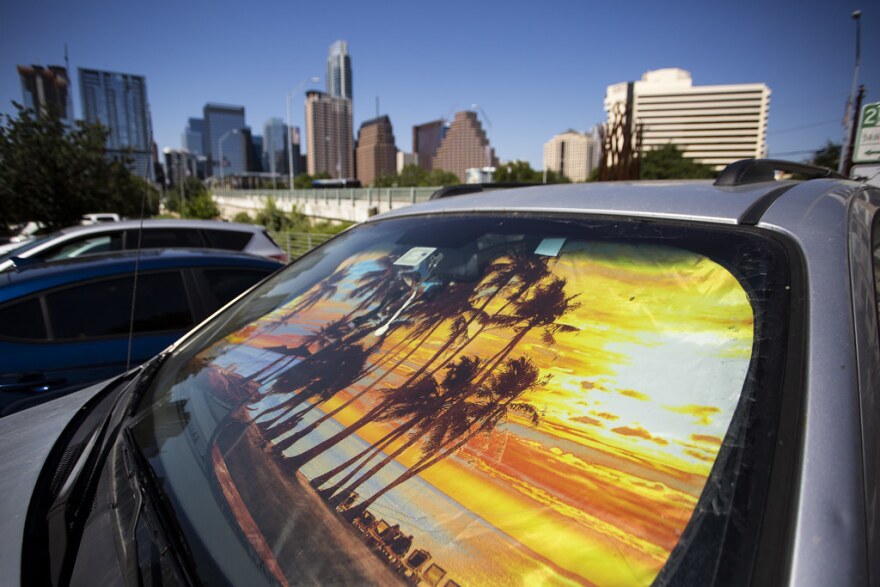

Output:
xmin=203 ymin=241 xmax=755 ymax=586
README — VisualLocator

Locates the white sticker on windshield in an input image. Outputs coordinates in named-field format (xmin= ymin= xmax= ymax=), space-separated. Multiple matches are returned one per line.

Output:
xmin=394 ymin=247 xmax=438 ymax=267
xmin=535 ymin=238 xmax=566 ymax=257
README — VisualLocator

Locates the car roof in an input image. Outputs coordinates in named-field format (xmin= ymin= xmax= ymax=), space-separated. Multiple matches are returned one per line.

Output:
xmin=54 ymin=218 xmax=265 ymax=236
xmin=0 ymin=248 xmax=281 ymax=303
xmin=369 ymin=179 xmax=852 ymax=226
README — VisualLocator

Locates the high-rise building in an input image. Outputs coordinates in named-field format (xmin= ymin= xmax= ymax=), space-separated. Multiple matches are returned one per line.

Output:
xmin=163 ymin=148 xmax=198 ymax=188
xmin=79 ymin=68 xmax=153 ymax=178
xmin=355 ymin=115 xmax=397 ymax=186
xmin=605 ymin=68 xmax=771 ymax=170
xmin=327 ymin=40 xmax=352 ymax=100
xmin=182 ymin=118 xmax=204 ymax=155
xmin=18 ymin=65 xmax=73 ymax=123
xmin=290 ymin=126 xmax=306 ymax=177
xmin=412 ymin=119 xmax=446 ymax=171
xmin=202 ymin=103 xmax=246 ymax=177
xmin=396 ymin=151 xmax=418 ymax=173
xmin=432 ymin=111 xmax=498 ymax=182
xmin=241 ymin=128 xmax=263 ymax=172
xmin=305 ymin=90 xmax=353 ymax=179
xmin=262 ymin=117 xmax=288 ymax=176
xmin=543 ymin=130 xmax=598 ymax=182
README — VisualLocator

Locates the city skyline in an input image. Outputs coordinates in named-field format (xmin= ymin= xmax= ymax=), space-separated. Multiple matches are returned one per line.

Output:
xmin=1 ymin=0 xmax=876 ymax=171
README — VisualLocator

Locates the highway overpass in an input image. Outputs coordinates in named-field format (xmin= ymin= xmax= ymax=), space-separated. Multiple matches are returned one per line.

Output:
xmin=213 ymin=187 xmax=439 ymax=223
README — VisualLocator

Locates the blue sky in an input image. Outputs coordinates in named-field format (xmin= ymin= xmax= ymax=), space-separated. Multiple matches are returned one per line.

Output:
xmin=1 ymin=0 xmax=876 ymax=169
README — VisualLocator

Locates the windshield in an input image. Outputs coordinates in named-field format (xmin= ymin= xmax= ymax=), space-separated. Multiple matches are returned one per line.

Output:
xmin=128 ymin=213 xmax=790 ymax=586
xmin=0 ymin=232 xmax=58 ymax=265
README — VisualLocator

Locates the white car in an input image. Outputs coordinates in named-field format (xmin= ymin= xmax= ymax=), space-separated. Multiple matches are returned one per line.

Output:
xmin=0 ymin=219 xmax=288 ymax=272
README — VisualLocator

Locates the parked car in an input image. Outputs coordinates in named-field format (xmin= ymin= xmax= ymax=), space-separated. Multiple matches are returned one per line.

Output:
xmin=2 ymin=160 xmax=878 ymax=586
xmin=0 ymin=249 xmax=282 ymax=415
xmin=80 ymin=213 xmax=121 ymax=225
xmin=0 ymin=219 xmax=288 ymax=272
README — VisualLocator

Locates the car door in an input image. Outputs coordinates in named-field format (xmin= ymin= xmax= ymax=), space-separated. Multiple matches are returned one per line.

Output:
xmin=0 ymin=270 xmax=197 ymax=413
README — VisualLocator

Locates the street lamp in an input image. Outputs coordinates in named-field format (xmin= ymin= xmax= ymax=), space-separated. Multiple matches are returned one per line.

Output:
xmin=840 ymin=9 xmax=862 ymax=174
xmin=287 ymin=76 xmax=320 ymax=192
xmin=218 ymin=128 xmax=240 ymax=189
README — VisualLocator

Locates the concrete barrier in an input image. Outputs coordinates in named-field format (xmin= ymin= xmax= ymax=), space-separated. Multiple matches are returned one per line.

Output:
xmin=213 ymin=187 xmax=438 ymax=223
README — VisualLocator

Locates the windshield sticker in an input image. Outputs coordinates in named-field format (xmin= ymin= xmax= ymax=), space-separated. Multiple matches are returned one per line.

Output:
xmin=181 ymin=242 xmax=754 ymax=586
xmin=534 ymin=237 xmax=566 ymax=257
xmin=393 ymin=246 xmax=438 ymax=267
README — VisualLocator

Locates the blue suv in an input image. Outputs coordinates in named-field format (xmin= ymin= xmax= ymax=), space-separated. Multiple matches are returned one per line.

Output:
xmin=0 ymin=249 xmax=281 ymax=415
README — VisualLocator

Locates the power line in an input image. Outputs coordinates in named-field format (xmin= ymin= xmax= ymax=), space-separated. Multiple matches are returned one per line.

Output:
xmin=768 ymin=119 xmax=840 ymax=135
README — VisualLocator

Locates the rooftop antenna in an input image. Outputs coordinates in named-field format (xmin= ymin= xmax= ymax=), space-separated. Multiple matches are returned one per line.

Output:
xmin=376 ymin=96 xmax=379 ymax=119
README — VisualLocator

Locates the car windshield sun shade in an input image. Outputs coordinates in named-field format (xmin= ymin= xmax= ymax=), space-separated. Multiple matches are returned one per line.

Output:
xmin=128 ymin=214 xmax=790 ymax=586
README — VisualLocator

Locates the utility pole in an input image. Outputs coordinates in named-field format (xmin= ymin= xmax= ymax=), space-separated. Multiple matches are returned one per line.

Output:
xmin=839 ymin=10 xmax=862 ymax=174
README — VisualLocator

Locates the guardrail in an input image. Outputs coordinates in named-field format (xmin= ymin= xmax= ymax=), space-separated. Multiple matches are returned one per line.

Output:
xmin=270 ymin=231 xmax=335 ymax=260
xmin=214 ymin=187 xmax=439 ymax=205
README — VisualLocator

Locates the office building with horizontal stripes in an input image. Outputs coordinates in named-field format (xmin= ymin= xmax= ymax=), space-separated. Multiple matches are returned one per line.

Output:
xmin=605 ymin=68 xmax=770 ymax=170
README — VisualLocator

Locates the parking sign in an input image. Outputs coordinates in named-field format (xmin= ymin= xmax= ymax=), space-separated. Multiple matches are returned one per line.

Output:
xmin=854 ymin=102 xmax=880 ymax=164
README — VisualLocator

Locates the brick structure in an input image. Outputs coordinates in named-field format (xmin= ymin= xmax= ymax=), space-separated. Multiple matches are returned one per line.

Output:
xmin=355 ymin=115 xmax=397 ymax=186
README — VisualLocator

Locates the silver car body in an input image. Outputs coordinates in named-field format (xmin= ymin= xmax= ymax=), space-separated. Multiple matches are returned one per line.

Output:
xmin=1 ymin=177 xmax=877 ymax=585
xmin=0 ymin=219 xmax=286 ymax=272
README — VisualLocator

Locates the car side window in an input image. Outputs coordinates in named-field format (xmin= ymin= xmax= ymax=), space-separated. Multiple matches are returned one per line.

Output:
xmin=201 ymin=268 xmax=272 ymax=312
xmin=202 ymin=229 xmax=252 ymax=250
xmin=130 ymin=229 xmax=204 ymax=249
xmin=46 ymin=271 xmax=193 ymax=339
xmin=40 ymin=233 xmax=123 ymax=261
xmin=0 ymin=298 xmax=47 ymax=340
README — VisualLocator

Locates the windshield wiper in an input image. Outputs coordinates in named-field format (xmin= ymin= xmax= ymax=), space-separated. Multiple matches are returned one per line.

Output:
xmin=119 ymin=427 xmax=197 ymax=586
xmin=123 ymin=350 xmax=171 ymax=417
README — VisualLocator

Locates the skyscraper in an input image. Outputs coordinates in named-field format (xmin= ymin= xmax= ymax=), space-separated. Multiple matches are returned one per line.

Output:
xmin=202 ymin=103 xmax=246 ymax=177
xmin=543 ymin=130 xmax=598 ymax=182
xmin=326 ymin=40 xmax=352 ymax=100
xmin=413 ymin=119 xmax=446 ymax=171
xmin=355 ymin=115 xmax=397 ymax=186
xmin=79 ymin=68 xmax=153 ymax=178
xmin=605 ymin=68 xmax=770 ymax=170
xmin=18 ymin=65 xmax=73 ymax=124
xmin=182 ymin=118 xmax=204 ymax=155
xmin=290 ymin=126 xmax=306 ymax=177
xmin=432 ymin=111 xmax=498 ymax=182
xmin=163 ymin=148 xmax=198 ymax=188
xmin=262 ymin=117 xmax=288 ymax=176
xmin=305 ymin=90 xmax=353 ymax=179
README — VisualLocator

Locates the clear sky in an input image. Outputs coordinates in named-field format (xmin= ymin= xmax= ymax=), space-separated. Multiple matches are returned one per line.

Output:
xmin=1 ymin=0 xmax=876 ymax=169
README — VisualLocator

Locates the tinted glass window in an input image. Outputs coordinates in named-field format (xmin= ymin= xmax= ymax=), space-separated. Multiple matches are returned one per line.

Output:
xmin=41 ymin=233 xmax=123 ymax=261
xmin=203 ymin=229 xmax=252 ymax=251
xmin=133 ymin=215 xmax=791 ymax=586
xmin=47 ymin=272 xmax=193 ymax=339
xmin=202 ymin=268 xmax=271 ymax=312
xmin=0 ymin=298 xmax=47 ymax=340
xmin=131 ymin=229 xmax=204 ymax=249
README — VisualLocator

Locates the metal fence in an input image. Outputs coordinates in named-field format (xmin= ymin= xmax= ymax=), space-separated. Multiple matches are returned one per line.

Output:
xmin=270 ymin=231 xmax=336 ymax=260
xmin=215 ymin=187 xmax=439 ymax=205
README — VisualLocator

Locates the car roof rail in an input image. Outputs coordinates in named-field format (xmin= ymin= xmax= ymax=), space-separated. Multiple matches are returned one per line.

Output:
xmin=429 ymin=183 xmax=537 ymax=200
xmin=714 ymin=159 xmax=847 ymax=187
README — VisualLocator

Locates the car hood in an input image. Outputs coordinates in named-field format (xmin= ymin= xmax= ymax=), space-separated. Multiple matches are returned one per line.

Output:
xmin=0 ymin=382 xmax=105 ymax=584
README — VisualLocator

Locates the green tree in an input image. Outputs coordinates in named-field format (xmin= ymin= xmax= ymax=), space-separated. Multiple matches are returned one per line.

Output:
xmin=426 ymin=168 xmax=461 ymax=186
xmin=398 ymin=164 xmax=429 ymax=187
xmin=809 ymin=141 xmax=841 ymax=170
xmin=640 ymin=144 xmax=716 ymax=180
xmin=494 ymin=160 xmax=570 ymax=184
xmin=372 ymin=173 xmax=398 ymax=187
xmin=232 ymin=211 xmax=254 ymax=223
xmin=0 ymin=103 xmax=158 ymax=231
